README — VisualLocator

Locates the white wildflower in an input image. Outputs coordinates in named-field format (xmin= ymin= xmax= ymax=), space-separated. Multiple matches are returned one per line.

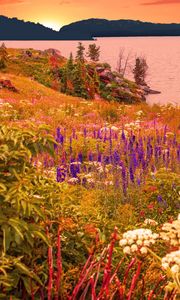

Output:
xmin=160 ymin=215 xmax=180 ymax=247
xmin=140 ymin=247 xmax=148 ymax=254
xmin=119 ymin=239 xmax=127 ymax=246
xmin=144 ymin=219 xmax=158 ymax=226
xmin=111 ymin=126 xmax=119 ymax=131
xmin=123 ymin=246 xmax=131 ymax=255
xmin=119 ymin=228 xmax=158 ymax=256
xmin=68 ymin=177 xmax=79 ymax=184
xmin=161 ymin=250 xmax=180 ymax=276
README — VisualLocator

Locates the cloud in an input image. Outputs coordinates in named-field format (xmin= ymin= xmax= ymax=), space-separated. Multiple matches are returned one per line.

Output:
xmin=0 ymin=0 xmax=25 ymax=4
xmin=141 ymin=0 xmax=180 ymax=5
xmin=59 ymin=0 xmax=70 ymax=4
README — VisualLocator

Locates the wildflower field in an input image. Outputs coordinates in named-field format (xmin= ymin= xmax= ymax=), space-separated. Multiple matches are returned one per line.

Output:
xmin=0 ymin=47 xmax=180 ymax=299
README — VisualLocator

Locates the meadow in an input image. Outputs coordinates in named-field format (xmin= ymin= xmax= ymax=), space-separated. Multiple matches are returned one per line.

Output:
xmin=0 ymin=45 xmax=180 ymax=299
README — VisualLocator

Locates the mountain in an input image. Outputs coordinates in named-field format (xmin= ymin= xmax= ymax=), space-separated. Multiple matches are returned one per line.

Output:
xmin=0 ymin=15 xmax=59 ymax=40
xmin=1 ymin=16 xmax=180 ymax=40
xmin=59 ymin=18 xmax=180 ymax=39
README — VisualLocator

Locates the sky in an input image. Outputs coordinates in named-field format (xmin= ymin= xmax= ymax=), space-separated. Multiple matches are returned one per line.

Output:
xmin=1 ymin=0 xmax=180 ymax=31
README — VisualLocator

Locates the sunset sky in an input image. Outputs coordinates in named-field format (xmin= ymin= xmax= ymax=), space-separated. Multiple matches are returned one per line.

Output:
xmin=1 ymin=0 xmax=180 ymax=31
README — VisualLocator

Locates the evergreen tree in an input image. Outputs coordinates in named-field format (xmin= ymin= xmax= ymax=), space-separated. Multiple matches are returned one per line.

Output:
xmin=87 ymin=43 xmax=100 ymax=62
xmin=133 ymin=57 xmax=148 ymax=85
xmin=0 ymin=43 xmax=8 ymax=69
xmin=67 ymin=52 xmax=74 ymax=71
xmin=76 ymin=42 xmax=85 ymax=62
xmin=73 ymin=61 xmax=88 ymax=98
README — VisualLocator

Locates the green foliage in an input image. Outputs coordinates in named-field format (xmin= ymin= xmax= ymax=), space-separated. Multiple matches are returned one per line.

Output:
xmin=0 ymin=58 xmax=6 ymax=70
xmin=0 ymin=43 xmax=8 ymax=69
xmin=76 ymin=42 xmax=85 ymax=63
xmin=133 ymin=56 xmax=148 ymax=85
xmin=0 ymin=124 xmax=58 ymax=297
xmin=87 ymin=43 xmax=100 ymax=62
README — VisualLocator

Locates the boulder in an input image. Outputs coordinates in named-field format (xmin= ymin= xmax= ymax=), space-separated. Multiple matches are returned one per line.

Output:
xmin=99 ymin=69 xmax=114 ymax=82
xmin=114 ymin=77 xmax=123 ymax=84
xmin=44 ymin=48 xmax=61 ymax=57
xmin=0 ymin=79 xmax=18 ymax=92
xmin=139 ymin=85 xmax=161 ymax=95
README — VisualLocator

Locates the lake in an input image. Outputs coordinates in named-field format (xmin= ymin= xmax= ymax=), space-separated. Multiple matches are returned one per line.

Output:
xmin=3 ymin=37 xmax=180 ymax=105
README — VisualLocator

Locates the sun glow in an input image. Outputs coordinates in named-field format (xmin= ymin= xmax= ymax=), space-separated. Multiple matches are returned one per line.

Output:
xmin=41 ymin=21 xmax=62 ymax=31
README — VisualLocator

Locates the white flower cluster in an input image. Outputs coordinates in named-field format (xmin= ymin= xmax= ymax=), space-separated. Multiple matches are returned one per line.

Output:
xmin=162 ymin=250 xmax=180 ymax=276
xmin=160 ymin=214 xmax=180 ymax=247
xmin=119 ymin=228 xmax=159 ymax=255
xmin=144 ymin=218 xmax=158 ymax=226
xmin=68 ymin=177 xmax=79 ymax=184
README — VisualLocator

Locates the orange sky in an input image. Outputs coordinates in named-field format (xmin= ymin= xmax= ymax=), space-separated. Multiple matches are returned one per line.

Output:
xmin=1 ymin=0 xmax=180 ymax=30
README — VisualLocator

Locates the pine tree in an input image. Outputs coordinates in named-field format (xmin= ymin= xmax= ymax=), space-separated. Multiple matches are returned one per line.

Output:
xmin=73 ymin=61 xmax=88 ymax=98
xmin=0 ymin=43 xmax=8 ymax=69
xmin=133 ymin=57 xmax=148 ymax=85
xmin=87 ymin=44 xmax=100 ymax=62
xmin=76 ymin=42 xmax=85 ymax=62
xmin=67 ymin=52 xmax=74 ymax=72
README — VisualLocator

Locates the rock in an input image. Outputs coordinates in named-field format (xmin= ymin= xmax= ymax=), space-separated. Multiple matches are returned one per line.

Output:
xmin=96 ymin=66 xmax=105 ymax=73
xmin=99 ymin=69 xmax=114 ymax=82
xmin=139 ymin=85 xmax=161 ymax=95
xmin=148 ymin=89 xmax=161 ymax=94
xmin=114 ymin=77 xmax=123 ymax=84
xmin=106 ymin=83 xmax=113 ymax=88
xmin=0 ymin=80 xmax=18 ymax=93
xmin=44 ymin=48 xmax=61 ymax=57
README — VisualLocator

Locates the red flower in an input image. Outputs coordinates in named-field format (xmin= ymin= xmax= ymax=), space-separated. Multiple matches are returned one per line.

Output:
xmin=147 ymin=203 xmax=154 ymax=210
xmin=139 ymin=210 xmax=145 ymax=217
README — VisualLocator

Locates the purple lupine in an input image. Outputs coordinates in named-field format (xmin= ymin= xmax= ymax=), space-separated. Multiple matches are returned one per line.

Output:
xmin=88 ymin=152 xmax=93 ymax=162
xmin=173 ymin=134 xmax=177 ymax=146
xmin=72 ymin=128 xmax=76 ymax=139
xmin=93 ymin=129 xmax=96 ymax=139
xmin=98 ymin=152 xmax=102 ymax=162
xmin=109 ymin=128 xmax=112 ymax=140
xmin=154 ymin=145 xmax=159 ymax=161
xmin=70 ymin=160 xmax=78 ymax=178
xmin=157 ymin=195 xmax=163 ymax=203
xmin=129 ymin=166 xmax=135 ymax=183
xmin=69 ymin=137 xmax=72 ymax=154
xmin=177 ymin=146 xmax=180 ymax=161
xmin=113 ymin=150 xmax=120 ymax=165
xmin=56 ymin=127 xmax=61 ymax=139
xmin=78 ymin=152 xmax=83 ymax=163
xmin=103 ymin=128 xmax=107 ymax=142
xmin=84 ymin=128 xmax=87 ymax=138
xmin=121 ymin=163 xmax=127 ymax=196
xmin=56 ymin=167 xmax=62 ymax=182
xmin=137 ymin=178 xmax=141 ymax=186
xmin=121 ymin=129 xmax=126 ymax=141
xmin=104 ymin=156 xmax=110 ymax=165
xmin=109 ymin=138 xmax=112 ymax=155
xmin=97 ymin=129 xmax=101 ymax=139
xmin=163 ymin=125 xmax=167 ymax=144
xmin=131 ymin=151 xmax=138 ymax=169
xmin=56 ymin=127 xmax=64 ymax=145
xmin=114 ymin=132 xmax=118 ymax=140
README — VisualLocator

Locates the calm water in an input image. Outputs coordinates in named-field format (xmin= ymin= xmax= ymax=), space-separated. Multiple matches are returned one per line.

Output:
xmin=3 ymin=37 xmax=180 ymax=105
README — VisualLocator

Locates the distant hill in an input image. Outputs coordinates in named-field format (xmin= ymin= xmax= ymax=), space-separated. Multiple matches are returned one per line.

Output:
xmin=0 ymin=15 xmax=59 ymax=40
xmin=59 ymin=18 xmax=180 ymax=39
xmin=1 ymin=16 xmax=180 ymax=40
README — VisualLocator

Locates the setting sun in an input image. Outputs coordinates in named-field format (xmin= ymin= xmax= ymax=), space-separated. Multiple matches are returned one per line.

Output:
xmin=40 ymin=21 xmax=62 ymax=31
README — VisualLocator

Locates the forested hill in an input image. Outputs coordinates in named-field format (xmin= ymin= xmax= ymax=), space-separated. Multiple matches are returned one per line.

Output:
xmin=1 ymin=16 xmax=180 ymax=40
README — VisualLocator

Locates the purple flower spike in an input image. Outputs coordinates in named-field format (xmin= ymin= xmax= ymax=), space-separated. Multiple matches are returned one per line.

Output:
xmin=137 ymin=178 xmax=141 ymax=186
xmin=157 ymin=195 xmax=163 ymax=203
xmin=84 ymin=128 xmax=87 ymax=138
xmin=78 ymin=152 xmax=83 ymax=163
xmin=121 ymin=129 xmax=126 ymax=141
xmin=129 ymin=166 xmax=134 ymax=183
